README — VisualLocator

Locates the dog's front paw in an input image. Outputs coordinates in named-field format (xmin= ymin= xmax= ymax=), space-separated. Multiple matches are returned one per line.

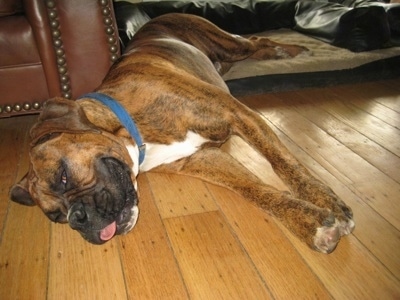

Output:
xmin=314 ymin=217 xmax=341 ymax=254
xmin=313 ymin=217 xmax=355 ymax=254
xmin=325 ymin=194 xmax=355 ymax=238
xmin=338 ymin=217 xmax=355 ymax=236
xmin=296 ymin=180 xmax=355 ymax=239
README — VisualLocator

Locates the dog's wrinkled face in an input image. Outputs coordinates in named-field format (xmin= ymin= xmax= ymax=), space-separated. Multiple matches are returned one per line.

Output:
xmin=10 ymin=99 xmax=139 ymax=244
xmin=32 ymin=132 xmax=139 ymax=244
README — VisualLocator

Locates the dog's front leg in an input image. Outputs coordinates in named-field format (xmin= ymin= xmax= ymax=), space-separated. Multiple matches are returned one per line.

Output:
xmin=152 ymin=148 xmax=342 ymax=253
xmin=230 ymin=104 xmax=355 ymax=239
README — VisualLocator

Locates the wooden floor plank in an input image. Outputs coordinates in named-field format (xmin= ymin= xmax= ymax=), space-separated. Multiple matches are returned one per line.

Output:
xmin=0 ymin=115 xmax=49 ymax=300
xmin=0 ymin=203 xmax=50 ymax=300
xmin=354 ymin=80 xmax=400 ymax=112
xmin=331 ymin=82 xmax=400 ymax=126
xmin=0 ymin=174 xmax=12 ymax=235
xmin=148 ymin=172 xmax=272 ymax=298
xmin=118 ymin=174 xmax=188 ymax=299
xmin=146 ymin=172 xmax=219 ymax=219
xmin=47 ymin=224 xmax=127 ymax=300
xmin=348 ymin=97 xmax=399 ymax=128
xmin=0 ymin=115 xmax=36 ymax=234
xmin=274 ymin=91 xmax=400 ymax=183
xmin=277 ymin=221 xmax=400 ymax=299
xmin=164 ymin=211 xmax=273 ymax=299
xmin=208 ymin=184 xmax=332 ymax=299
xmin=290 ymin=90 xmax=400 ymax=183
xmin=242 ymin=94 xmax=400 ymax=230
xmin=300 ymin=88 xmax=400 ymax=156
xmin=271 ymin=125 xmax=400 ymax=280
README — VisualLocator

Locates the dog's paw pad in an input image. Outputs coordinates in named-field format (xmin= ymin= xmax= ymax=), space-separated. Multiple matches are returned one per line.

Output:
xmin=314 ymin=220 xmax=341 ymax=254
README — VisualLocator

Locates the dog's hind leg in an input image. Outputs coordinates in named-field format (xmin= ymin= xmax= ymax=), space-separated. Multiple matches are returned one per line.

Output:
xmin=133 ymin=13 xmax=310 ymax=73
xmin=153 ymin=148 xmax=342 ymax=254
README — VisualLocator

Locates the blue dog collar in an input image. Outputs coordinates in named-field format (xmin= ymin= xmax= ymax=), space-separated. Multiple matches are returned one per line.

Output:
xmin=78 ymin=92 xmax=145 ymax=165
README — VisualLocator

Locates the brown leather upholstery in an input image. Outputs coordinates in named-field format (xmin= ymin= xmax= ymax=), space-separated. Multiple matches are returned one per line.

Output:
xmin=0 ymin=0 xmax=120 ymax=117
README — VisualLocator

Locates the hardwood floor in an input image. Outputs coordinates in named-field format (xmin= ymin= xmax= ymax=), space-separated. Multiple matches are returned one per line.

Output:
xmin=0 ymin=79 xmax=399 ymax=299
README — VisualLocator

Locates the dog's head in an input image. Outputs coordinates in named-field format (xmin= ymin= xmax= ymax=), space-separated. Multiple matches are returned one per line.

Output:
xmin=10 ymin=98 xmax=139 ymax=244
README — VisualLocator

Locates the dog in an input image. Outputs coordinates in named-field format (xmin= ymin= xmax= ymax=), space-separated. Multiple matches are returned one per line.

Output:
xmin=10 ymin=13 xmax=354 ymax=253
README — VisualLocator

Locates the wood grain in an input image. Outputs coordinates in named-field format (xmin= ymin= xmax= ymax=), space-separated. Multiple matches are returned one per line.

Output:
xmin=208 ymin=184 xmax=331 ymax=299
xmin=242 ymin=93 xmax=400 ymax=230
xmin=118 ymin=174 xmax=188 ymax=299
xmin=0 ymin=115 xmax=48 ymax=300
xmin=274 ymin=126 xmax=400 ymax=280
xmin=164 ymin=211 xmax=272 ymax=299
xmin=146 ymin=172 xmax=219 ymax=219
xmin=47 ymin=225 xmax=127 ymax=299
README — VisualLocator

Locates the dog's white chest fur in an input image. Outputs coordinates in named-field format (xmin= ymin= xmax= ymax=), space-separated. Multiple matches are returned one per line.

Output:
xmin=136 ymin=131 xmax=209 ymax=172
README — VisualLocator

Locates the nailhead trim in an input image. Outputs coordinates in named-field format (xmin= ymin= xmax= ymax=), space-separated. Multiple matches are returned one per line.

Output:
xmin=99 ymin=0 xmax=120 ymax=63
xmin=45 ymin=0 xmax=72 ymax=100
xmin=1 ymin=0 xmax=119 ymax=115
xmin=0 ymin=102 xmax=41 ymax=115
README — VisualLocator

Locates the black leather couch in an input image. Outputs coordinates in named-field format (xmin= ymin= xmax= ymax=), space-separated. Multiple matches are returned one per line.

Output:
xmin=114 ymin=0 xmax=400 ymax=52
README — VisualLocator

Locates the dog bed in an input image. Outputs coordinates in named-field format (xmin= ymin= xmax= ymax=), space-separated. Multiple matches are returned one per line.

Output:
xmin=223 ymin=29 xmax=400 ymax=95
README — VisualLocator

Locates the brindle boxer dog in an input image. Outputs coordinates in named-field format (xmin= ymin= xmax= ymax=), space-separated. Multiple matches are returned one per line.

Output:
xmin=10 ymin=13 xmax=354 ymax=253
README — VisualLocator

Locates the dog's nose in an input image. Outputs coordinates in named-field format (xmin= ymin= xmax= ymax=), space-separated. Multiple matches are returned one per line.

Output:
xmin=68 ymin=202 xmax=88 ymax=229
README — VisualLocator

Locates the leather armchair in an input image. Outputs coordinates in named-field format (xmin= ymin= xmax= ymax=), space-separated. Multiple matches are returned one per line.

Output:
xmin=0 ymin=0 xmax=120 ymax=117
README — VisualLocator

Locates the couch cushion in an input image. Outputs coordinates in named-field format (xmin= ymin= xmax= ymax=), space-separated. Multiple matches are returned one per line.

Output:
xmin=294 ymin=1 xmax=392 ymax=52
xmin=0 ymin=65 xmax=49 ymax=110
xmin=0 ymin=0 xmax=22 ymax=17
xmin=0 ymin=16 xmax=41 ymax=67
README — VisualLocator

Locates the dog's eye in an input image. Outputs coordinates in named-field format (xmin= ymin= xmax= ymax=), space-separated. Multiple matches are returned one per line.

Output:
xmin=61 ymin=170 xmax=67 ymax=185
xmin=46 ymin=210 xmax=67 ymax=223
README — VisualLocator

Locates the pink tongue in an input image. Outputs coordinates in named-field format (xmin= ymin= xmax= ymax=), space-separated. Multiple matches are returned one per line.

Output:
xmin=100 ymin=221 xmax=117 ymax=241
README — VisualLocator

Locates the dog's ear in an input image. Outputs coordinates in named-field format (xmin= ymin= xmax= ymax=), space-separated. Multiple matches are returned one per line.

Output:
xmin=30 ymin=97 xmax=99 ymax=146
xmin=9 ymin=174 xmax=36 ymax=206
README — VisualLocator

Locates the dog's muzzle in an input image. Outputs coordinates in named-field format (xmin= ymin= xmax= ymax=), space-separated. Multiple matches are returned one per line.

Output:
xmin=66 ymin=157 xmax=139 ymax=244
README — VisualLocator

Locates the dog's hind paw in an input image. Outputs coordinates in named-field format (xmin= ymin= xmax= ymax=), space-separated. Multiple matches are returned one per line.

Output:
xmin=275 ymin=45 xmax=312 ymax=59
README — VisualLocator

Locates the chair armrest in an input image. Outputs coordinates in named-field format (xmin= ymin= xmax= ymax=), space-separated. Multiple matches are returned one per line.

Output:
xmin=25 ymin=0 xmax=120 ymax=99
